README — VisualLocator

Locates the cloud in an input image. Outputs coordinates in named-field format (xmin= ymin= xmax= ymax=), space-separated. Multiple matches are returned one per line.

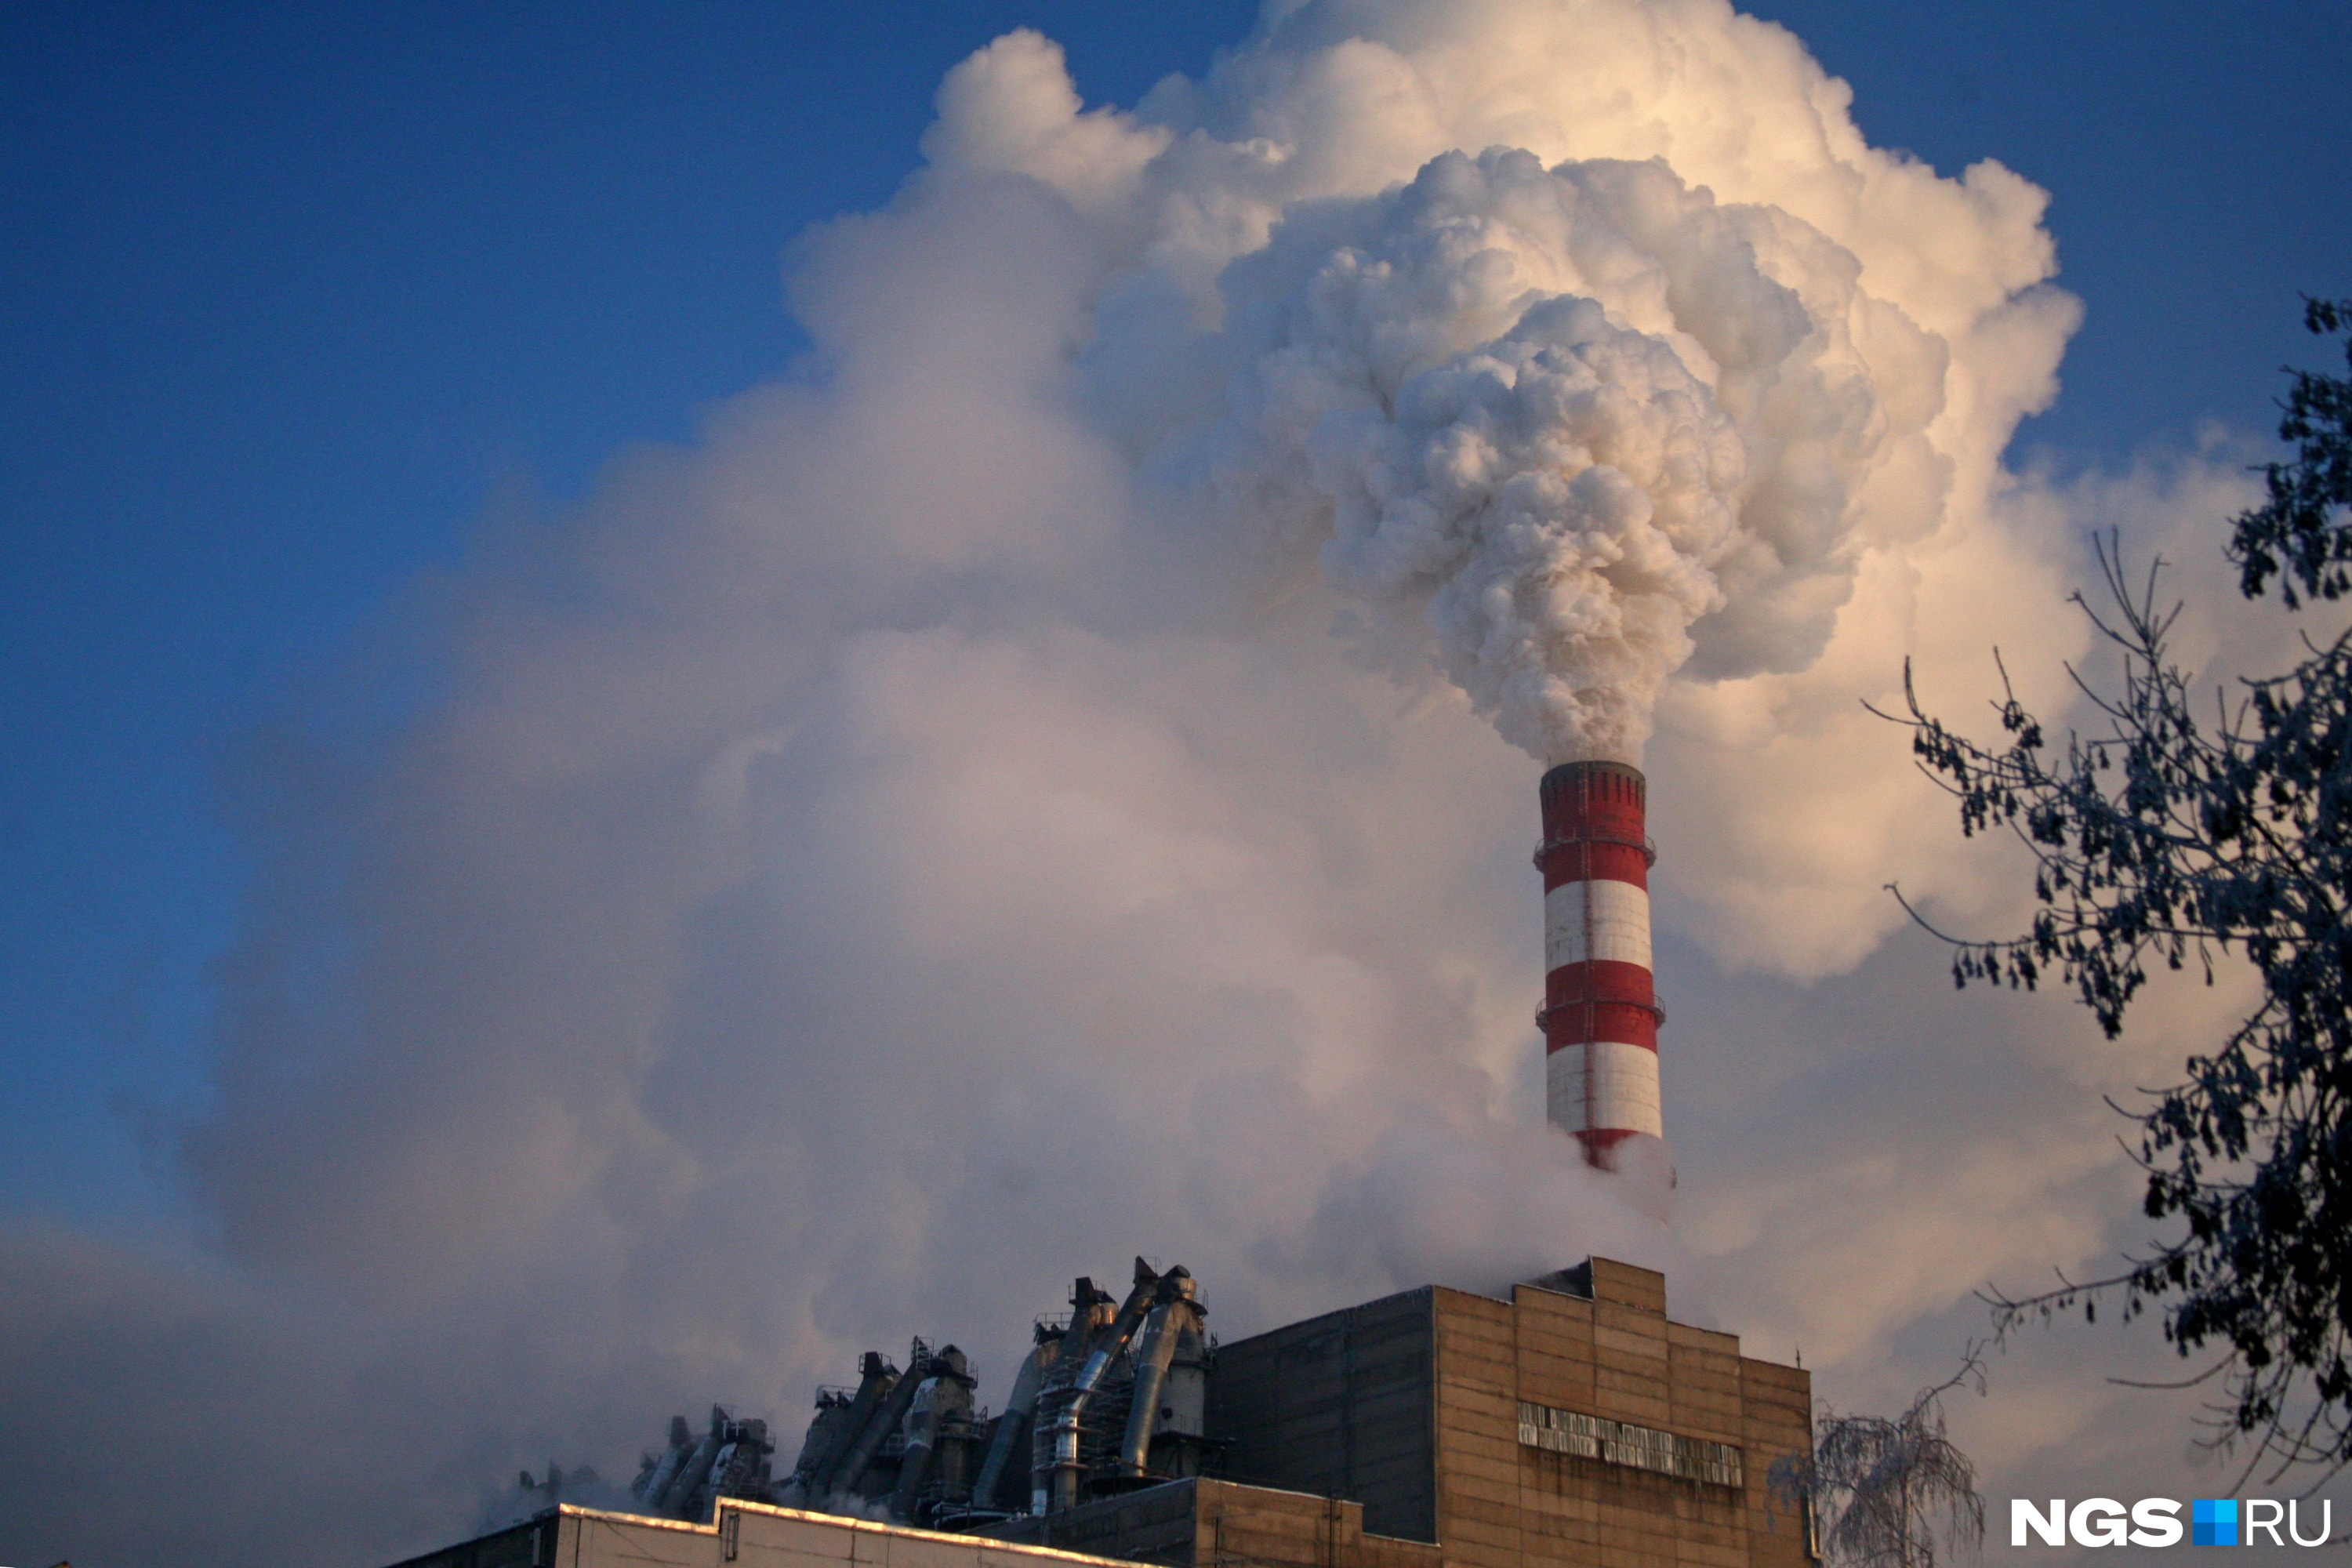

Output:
xmin=0 ymin=3 xmax=2326 ymax=1565
xmin=916 ymin=0 xmax=2089 ymax=973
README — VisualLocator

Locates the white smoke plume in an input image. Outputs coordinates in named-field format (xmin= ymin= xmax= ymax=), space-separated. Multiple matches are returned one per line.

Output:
xmin=1200 ymin=148 xmax=1916 ymax=762
xmin=9 ymin=2 xmax=2259 ymax=1564
xmin=927 ymin=0 xmax=2071 ymax=775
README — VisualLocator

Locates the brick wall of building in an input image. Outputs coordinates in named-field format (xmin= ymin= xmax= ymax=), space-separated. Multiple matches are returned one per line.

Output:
xmin=1207 ymin=1287 xmax=1439 ymax=1541
xmin=1207 ymin=1257 xmax=1813 ymax=1568
xmin=1429 ymin=1260 xmax=1813 ymax=1568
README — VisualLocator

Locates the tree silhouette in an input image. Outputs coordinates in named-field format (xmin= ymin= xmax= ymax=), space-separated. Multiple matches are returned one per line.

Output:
xmin=1886 ymin=298 xmax=2352 ymax=1480
xmin=1773 ymin=1353 xmax=1987 ymax=1568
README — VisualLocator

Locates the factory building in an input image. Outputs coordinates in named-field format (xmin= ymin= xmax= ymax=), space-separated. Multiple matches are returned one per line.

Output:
xmin=387 ymin=767 xmax=1815 ymax=1568
xmin=393 ymin=1257 xmax=1811 ymax=1568
xmin=987 ymin=1256 xmax=1814 ymax=1568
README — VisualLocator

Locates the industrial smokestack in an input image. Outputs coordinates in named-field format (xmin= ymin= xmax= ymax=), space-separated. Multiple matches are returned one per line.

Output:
xmin=1537 ymin=761 xmax=1661 ymax=1167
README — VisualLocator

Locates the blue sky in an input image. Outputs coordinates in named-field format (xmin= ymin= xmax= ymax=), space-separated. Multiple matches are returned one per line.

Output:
xmin=3 ymin=0 xmax=2346 ymax=1220
xmin=4 ymin=3 xmax=2350 ymax=1563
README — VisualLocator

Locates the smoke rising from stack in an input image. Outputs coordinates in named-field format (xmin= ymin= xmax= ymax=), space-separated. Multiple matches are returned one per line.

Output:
xmin=0 ymin=1 xmax=2185 ymax=1559
xmin=1201 ymin=150 xmax=1915 ymax=764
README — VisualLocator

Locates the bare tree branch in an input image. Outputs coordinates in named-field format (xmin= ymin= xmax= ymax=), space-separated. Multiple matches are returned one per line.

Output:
xmin=1886 ymin=299 xmax=2352 ymax=1478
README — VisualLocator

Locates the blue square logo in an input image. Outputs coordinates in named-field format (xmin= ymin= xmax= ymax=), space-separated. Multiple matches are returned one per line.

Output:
xmin=2193 ymin=1498 xmax=2238 ymax=1546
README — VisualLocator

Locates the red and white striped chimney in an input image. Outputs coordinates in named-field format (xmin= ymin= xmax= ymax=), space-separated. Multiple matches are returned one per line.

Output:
xmin=1536 ymin=760 xmax=1662 ymax=1166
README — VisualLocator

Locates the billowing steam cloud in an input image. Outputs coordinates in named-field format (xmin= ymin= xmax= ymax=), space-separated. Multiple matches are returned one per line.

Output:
xmin=1199 ymin=148 xmax=1929 ymax=760
xmin=6 ymin=2 xmax=2206 ymax=1563
xmin=926 ymin=1 xmax=2054 ymax=776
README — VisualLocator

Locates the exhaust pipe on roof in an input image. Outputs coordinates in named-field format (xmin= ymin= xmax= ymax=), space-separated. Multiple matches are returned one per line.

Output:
xmin=1116 ymin=1268 xmax=1203 ymax=1479
xmin=972 ymin=1322 xmax=1062 ymax=1512
xmin=654 ymin=1406 xmax=728 ymax=1518
xmin=1036 ymin=1258 xmax=1160 ymax=1514
xmin=833 ymin=1338 xmax=935 ymax=1500
xmin=633 ymin=1414 xmax=695 ymax=1514
xmin=805 ymin=1352 xmax=898 ymax=1500
xmin=891 ymin=1345 xmax=975 ymax=1520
